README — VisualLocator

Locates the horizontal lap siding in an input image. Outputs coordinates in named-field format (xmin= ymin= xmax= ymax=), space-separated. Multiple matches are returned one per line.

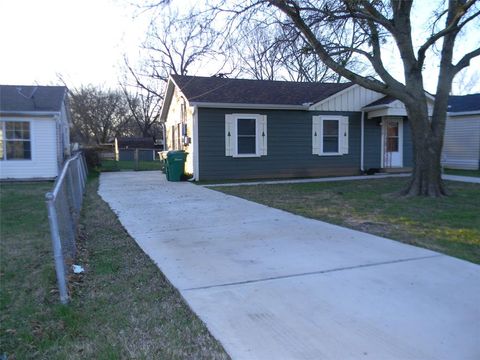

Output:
xmin=198 ymin=108 xmax=361 ymax=180
xmin=364 ymin=117 xmax=381 ymax=169
xmin=442 ymin=116 xmax=480 ymax=170
xmin=0 ymin=118 xmax=58 ymax=179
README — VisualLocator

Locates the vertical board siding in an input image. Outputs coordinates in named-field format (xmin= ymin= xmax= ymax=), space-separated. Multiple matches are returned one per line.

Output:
xmin=198 ymin=108 xmax=362 ymax=180
xmin=0 ymin=117 xmax=58 ymax=179
xmin=311 ymin=86 xmax=384 ymax=112
xmin=442 ymin=115 xmax=480 ymax=170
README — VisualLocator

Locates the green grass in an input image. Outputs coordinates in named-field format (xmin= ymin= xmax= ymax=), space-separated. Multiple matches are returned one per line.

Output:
xmin=214 ymin=178 xmax=480 ymax=264
xmin=444 ymin=168 xmax=480 ymax=178
xmin=0 ymin=177 xmax=228 ymax=359
xmin=100 ymin=159 xmax=164 ymax=172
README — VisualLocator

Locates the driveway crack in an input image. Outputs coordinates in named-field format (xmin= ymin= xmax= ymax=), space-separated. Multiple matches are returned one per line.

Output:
xmin=182 ymin=254 xmax=443 ymax=291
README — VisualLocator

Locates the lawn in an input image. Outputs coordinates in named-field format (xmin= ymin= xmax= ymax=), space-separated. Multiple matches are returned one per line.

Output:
xmin=214 ymin=178 xmax=480 ymax=264
xmin=0 ymin=177 xmax=228 ymax=359
xmin=100 ymin=159 xmax=164 ymax=172
xmin=444 ymin=168 xmax=480 ymax=178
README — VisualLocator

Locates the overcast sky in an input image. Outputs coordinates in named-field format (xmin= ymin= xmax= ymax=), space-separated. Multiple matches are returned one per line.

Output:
xmin=0 ymin=0 xmax=478 ymax=94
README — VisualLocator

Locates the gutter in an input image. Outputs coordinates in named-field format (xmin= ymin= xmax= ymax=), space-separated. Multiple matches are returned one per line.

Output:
xmin=189 ymin=102 xmax=309 ymax=111
xmin=0 ymin=110 xmax=61 ymax=117
xmin=447 ymin=110 xmax=480 ymax=116
xmin=360 ymin=111 xmax=365 ymax=172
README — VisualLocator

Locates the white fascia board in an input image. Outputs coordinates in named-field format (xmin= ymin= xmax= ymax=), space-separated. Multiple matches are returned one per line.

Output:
xmin=361 ymin=104 xmax=391 ymax=111
xmin=0 ymin=111 xmax=60 ymax=117
xmin=190 ymin=102 xmax=308 ymax=110
xmin=159 ymin=79 xmax=176 ymax=122
xmin=447 ymin=110 xmax=480 ymax=116
xmin=308 ymin=83 xmax=358 ymax=109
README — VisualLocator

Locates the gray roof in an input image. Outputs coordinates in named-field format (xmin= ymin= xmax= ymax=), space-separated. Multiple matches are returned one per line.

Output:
xmin=448 ymin=94 xmax=480 ymax=113
xmin=0 ymin=85 xmax=67 ymax=112
xmin=365 ymin=95 xmax=396 ymax=107
xmin=171 ymin=75 xmax=353 ymax=106
xmin=365 ymin=93 xmax=480 ymax=114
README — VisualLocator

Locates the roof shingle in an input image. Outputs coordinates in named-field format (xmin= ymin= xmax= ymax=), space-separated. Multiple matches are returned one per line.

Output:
xmin=448 ymin=94 xmax=480 ymax=113
xmin=171 ymin=75 xmax=353 ymax=106
xmin=0 ymin=85 xmax=67 ymax=112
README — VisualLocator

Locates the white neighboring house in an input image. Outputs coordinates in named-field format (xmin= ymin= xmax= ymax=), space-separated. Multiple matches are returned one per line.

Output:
xmin=0 ymin=85 xmax=71 ymax=180
xmin=442 ymin=94 xmax=480 ymax=170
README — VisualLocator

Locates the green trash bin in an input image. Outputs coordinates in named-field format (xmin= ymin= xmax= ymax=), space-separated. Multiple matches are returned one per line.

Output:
xmin=166 ymin=150 xmax=188 ymax=181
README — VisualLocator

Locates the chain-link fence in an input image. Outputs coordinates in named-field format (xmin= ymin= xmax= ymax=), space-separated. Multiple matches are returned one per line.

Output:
xmin=45 ymin=152 xmax=88 ymax=304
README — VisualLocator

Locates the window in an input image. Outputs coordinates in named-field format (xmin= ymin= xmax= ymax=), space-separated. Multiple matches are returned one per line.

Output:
xmin=312 ymin=115 xmax=349 ymax=156
xmin=386 ymin=122 xmax=399 ymax=152
xmin=237 ymin=118 xmax=256 ymax=155
xmin=322 ymin=120 xmax=339 ymax=153
xmin=0 ymin=121 xmax=32 ymax=160
xmin=225 ymin=114 xmax=267 ymax=157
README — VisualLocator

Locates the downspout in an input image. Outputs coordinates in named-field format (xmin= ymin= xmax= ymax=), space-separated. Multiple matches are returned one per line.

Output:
xmin=192 ymin=105 xmax=199 ymax=181
xmin=360 ymin=111 xmax=365 ymax=173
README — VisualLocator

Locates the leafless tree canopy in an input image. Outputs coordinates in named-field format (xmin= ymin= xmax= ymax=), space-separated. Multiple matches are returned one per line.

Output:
xmin=69 ymin=86 xmax=134 ymax=145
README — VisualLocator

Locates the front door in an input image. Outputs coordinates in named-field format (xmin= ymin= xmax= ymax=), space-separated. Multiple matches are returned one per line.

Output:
xmin=381 ymin=118 xmax=403 ymax=168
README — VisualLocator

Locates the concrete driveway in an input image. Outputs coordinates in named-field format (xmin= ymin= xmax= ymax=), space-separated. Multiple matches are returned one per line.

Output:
xmin=99 ymin=172 xmax=480 ymax=360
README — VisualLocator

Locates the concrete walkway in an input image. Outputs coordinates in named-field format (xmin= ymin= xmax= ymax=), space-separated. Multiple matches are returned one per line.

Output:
xmin=99 ymin=172 xmax=480 ymax=360
xmin=443 ymin=174 xmax=480 ymax=184
xmin=203 ymin=173 xmax=480 ymax=188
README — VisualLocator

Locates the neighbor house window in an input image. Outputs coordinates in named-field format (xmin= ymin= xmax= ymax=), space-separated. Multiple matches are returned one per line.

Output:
xmin=0 ymin=121 xmax=31 ymax=160
xmin=225 ymin=114 xmax=267 ymax=157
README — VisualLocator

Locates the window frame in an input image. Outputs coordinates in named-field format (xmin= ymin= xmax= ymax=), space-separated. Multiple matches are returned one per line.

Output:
xmin=0 ymin=119 xmax=33 ymax=161
xmin=233 ymin=114 xmax=262 ymax=158
xmin=319 ymin=116 xmax=342 ymax=156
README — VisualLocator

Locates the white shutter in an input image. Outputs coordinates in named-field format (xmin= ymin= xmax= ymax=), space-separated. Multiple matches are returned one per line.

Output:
xmin=340 ymin=116 xmax=349 ymax=154
xmin=312 ymin=116 xmax=321 ymax=155
xmin=257 ymin=115 xmax=267 ymax=156
xmin=225 ymin=115 xmax=235 ymax=156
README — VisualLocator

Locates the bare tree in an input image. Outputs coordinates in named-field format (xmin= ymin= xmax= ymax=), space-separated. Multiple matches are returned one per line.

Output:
xmin=451 ymin=68 xmax=480 ymax=95
xmin=244 ymin=0 xmax=480 ymax=196
xmin=69 ymin=86 xmax=133 ymax=145
xmin=121 ymin=84 xmax=162 ymax=138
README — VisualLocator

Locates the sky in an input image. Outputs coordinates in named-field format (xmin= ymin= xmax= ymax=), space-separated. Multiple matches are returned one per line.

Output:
xmin=0 ymin=0 xmax=150 ymax=87
xmin=0 ymin=0 xmax=478 ymax=94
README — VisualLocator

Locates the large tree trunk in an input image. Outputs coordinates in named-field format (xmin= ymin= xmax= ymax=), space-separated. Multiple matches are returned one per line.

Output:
xmin=402 ymin=103 xmax=447 ymax=197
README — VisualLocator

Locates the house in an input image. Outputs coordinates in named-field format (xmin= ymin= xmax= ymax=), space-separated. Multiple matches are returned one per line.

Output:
xmin=0 ymin=85 xmax=71 ymax=180
xmin=160 ymin=75 xmax=432 ymax=181
xmin=441 ymin=93 xmax=480 ymax=170
xmin=114 ymin=137 xmax=158 ymax=162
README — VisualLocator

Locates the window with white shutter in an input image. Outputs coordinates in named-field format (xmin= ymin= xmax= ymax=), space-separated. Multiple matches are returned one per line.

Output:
xmin=225 ymin=114 xmax=267 ymax=157
xmin=312 ymin=115 xmax=349 ymax=156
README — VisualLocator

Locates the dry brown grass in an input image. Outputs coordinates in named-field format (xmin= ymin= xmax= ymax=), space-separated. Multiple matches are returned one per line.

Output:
xmin=1 ymin=176 xmax=229 ymax=359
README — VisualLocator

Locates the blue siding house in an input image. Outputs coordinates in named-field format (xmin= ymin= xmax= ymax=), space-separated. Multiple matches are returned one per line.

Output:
xmin=160 ymin=75 xmax=424 ymax=181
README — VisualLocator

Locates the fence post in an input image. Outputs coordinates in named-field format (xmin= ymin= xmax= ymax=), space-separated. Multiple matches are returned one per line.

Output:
xmin=45 ymin=192 xmax=69 ymax=304
xmin=134 ymin=148 xmax=139 ymax=171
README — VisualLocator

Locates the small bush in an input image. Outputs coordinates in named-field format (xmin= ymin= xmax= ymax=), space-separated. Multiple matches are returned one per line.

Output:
xmin=83 ymin=148 xmax=101 ymax=169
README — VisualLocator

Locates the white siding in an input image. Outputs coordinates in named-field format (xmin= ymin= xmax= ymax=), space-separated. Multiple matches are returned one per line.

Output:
xmin=310 ymin=85 xmax=384 ymax=112
xmin=367 ymin=99 xmax=434 ymax=118
xmin=442 ymin=115 xmax=480 ymax=170
xmin=0 ymin=117 xmax=58 ymax=179
xmin=164 ymin=87 xmax=194 ymax=174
